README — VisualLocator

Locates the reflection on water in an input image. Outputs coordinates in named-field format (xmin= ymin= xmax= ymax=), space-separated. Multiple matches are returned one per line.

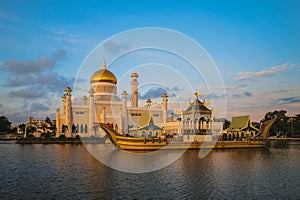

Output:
xmin=84 ymin=143 xmax=185 ymax=173
xmin=0 ymin=142 xmax=299 ymax=199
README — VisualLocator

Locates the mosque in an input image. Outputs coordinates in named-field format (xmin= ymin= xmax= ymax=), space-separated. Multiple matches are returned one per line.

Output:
xmin=55 ymin=58 xmax=214 ymax=138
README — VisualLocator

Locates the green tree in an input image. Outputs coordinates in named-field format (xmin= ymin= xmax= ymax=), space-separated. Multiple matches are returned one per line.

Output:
xmin=0 ymin=116 xmax=11 ymax=133
xmin=49 ymin=125 xmax=56 ymax=135
xmin=223 ymin=119 xmax=231 ymax=130
xmin=290 ymin=114 xmax=300 ymax=138
xmin=10 ymin=127 xmax=18 ymax=134
xmin=42 ymin=132 xmax=51 ymax=138
xmin=18 ymin=123 xmax=26 ymax=133
xmin=252 ymin=122 xmax=260 ymax=129
xmin=26 ymin=126 xmax=37 ymax=134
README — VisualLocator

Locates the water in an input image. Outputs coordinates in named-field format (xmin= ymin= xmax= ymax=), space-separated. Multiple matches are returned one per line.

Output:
xmin=0 ymin=141 xmax=299 ymax=199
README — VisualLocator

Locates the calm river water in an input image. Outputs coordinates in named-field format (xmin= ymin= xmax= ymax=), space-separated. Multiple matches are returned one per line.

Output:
xmin=0 ymin=141 xmax=299 ymax=199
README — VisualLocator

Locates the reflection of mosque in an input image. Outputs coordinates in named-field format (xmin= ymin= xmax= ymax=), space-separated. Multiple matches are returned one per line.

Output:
xmin=55 ymin=58 xmax=213 ymax=138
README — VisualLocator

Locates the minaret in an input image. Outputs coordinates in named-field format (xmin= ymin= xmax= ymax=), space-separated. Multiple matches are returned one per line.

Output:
xmin=121 ymin=91 xmax=128 ymax=134
xmin=88 ymin=88 xmax=95 ymax=136
xmin=64 ymin=87 xmax=73 ymax=137
xmin=162 ymin=93 xmax=168 ymax=124
xmin=131 ymin=72 xmax=139 ymax=108
xmin=56 ymin=108 xmax=61 ymax=137
xmin=61 ymin=94 xmax=66 ymax=114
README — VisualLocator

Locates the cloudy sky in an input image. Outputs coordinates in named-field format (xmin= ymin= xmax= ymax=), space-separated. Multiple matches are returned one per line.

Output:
xmin=0 ymin=0 xmax=299 ymax=125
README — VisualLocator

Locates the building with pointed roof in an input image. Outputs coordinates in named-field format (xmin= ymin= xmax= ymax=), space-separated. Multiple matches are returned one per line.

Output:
xmin=180 ymin=93 xmax=213 ymax=135
xmin=129 ymin=112 xmax=163 ymax=138
xmin=223 ymin=115 xmax=258 ymax=141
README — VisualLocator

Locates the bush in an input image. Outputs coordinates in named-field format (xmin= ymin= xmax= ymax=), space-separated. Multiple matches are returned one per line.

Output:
xmin=59 ymin=134 xmax=66 ymax=139
xmin=44 ymin=132 xmax=51 ymax=139
xmin=27 ymin=134 xmax=35 ymax=138
xmin=75 ymin=135 xmax=80 ymax=139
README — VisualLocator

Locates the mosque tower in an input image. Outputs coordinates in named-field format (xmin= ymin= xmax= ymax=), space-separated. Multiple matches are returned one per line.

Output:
xmin=55 ymin=108 xmax=61 ymax=137
xmin=162 ymin=93 xmax=168 ymax=123
xmin=130 ymin=72 xmax=139 ymax=108
xmin=88 ymin=88 xmax=95 ymax=135
xmin=64 ymin=87 xmax=73 ymax=137
xmin=55 ymin=87 xmax=73 ymax=137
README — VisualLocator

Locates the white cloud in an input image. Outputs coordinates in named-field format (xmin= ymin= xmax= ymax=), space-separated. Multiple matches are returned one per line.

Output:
xmin=234 ymin=63 xmax=288 ymax=81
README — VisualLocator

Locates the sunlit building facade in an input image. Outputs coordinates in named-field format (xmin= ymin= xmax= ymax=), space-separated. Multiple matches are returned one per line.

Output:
xmin=55 ymin=59 xmax=168 ymax=137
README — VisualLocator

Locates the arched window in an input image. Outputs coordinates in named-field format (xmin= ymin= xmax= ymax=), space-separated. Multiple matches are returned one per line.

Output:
xmin=141 ymin=131 xmax=146 ymax=138
xmin=85 ymin=124 xmax=88 ymax=133
xmin=80 ymin=124 xmax=84 ymax=133
xmin=148 ymin=131 xmax=152 ymax=138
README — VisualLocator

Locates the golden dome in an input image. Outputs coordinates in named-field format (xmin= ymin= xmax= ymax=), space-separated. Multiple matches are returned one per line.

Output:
xmin=90 ymin=69 xmax=117 ymax=84
xmin=90 ymin=58 xmax=117 ymax=84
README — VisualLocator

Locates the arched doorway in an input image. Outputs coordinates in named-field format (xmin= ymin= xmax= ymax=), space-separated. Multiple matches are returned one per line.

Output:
xmin=24 ymin=124 xmax=38 ymax=137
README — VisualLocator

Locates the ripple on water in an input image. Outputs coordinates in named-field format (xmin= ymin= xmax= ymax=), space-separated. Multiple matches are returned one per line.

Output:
xmin=0 ymin=143 xmax=299 ymax=199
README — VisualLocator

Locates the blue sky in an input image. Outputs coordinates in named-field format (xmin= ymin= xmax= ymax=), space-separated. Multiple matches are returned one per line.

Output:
xmin=0 ymin=0 xmax=299 ymax=124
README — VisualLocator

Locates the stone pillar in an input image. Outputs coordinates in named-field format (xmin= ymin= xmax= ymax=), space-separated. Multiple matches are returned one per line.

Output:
xmin=56 ymin=108 xmax=61 ymax=137
xmin=162 ymin=93 xmax=168 ymax=124
xmin=88 ymin=88 xmax=95 ymax=136
xmin=121 ymin=91 xmax=128 ymax=135
xmin=101 ymin=107 xmax=106 ymax=124
xmin=64 ymin=87 xmax=73 ymax=137
xmin=131 ymin=72 xmax=139 ymax=108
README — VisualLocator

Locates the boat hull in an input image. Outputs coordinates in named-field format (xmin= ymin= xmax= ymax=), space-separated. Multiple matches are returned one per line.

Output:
xmin=100 ymin=123 xmax=267 ymax=151
xmin=115 ymin=140 xmax=266 ymax=151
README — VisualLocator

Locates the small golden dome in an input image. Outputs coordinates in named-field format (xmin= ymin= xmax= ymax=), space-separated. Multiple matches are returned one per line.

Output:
xmin=90 ymin=69 xmax=117 ymax=84
xmin=131 ymin=72 xmax=139 ymax=78
xmin=65 ymin=87 xmax=72 ymax=93
xmin=162 ymin=93 xmax=168 ymax=98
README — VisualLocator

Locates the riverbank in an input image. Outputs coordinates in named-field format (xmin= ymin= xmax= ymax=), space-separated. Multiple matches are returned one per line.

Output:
xmin=15 ymin=137 xmax=107 ymax=144
xmin=10 ymin=137 xmax=300 ymax=147
xmin=15 ymin=138 xmax=83 ymax=144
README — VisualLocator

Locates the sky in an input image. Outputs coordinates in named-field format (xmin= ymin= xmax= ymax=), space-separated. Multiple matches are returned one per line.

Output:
xmin=0 ymin=0 xmax=300 ymax=125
